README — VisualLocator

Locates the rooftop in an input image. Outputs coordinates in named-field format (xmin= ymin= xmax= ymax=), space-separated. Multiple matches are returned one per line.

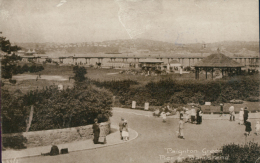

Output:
xmin=139 ymin=58 xmax=164 ymax=63
xmin=194 ymin=52 xmax=244 ymax=68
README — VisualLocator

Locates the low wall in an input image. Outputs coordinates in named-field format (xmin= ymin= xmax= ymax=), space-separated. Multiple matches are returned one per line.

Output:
xmin=2 ymin=122 xmax=110 ymax=149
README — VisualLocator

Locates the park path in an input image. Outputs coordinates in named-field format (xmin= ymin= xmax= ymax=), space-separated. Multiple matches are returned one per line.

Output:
xmin=13 ymin=108 xmax=260 ymax=163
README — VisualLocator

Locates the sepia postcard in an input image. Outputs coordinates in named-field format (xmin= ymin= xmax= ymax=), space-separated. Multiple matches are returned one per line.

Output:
xmin=1 ymin=0 xmax=260 ymax=163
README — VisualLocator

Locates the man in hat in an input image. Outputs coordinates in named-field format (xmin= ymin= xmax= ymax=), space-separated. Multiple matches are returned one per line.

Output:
xmin=119 ymin=117 xmax=124 ymax=140
xmin=243 ymin=107 xmax=249 ymax=124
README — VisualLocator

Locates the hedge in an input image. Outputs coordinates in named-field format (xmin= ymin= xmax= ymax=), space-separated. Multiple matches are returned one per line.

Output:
xmin=174 ymin=141 xmax=260 ymax=163
xmin=92 ymin=75 xmax=259 ymax=106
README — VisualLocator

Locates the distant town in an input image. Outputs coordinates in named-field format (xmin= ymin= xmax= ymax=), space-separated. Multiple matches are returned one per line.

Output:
xmin=13 ymin=39 xmax=259 ymax=58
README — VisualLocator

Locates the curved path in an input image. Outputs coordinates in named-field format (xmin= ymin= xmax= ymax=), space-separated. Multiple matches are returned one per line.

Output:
xmin=15 ymin=108 xmax=260 ymax=163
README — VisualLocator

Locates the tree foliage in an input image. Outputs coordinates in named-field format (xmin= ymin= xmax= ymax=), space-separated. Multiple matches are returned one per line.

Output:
xmin=2 ymin=85 xmax=113 ymax=133
xmin=92 ymin=75 xmax=259 ymax=106
xmin=177 ymin=142 xmax=260 ymax=163
xmin=73 ymin=66 xmax=87 ymax=82
xmin=1 ymin=53 xmax=22 ymax=79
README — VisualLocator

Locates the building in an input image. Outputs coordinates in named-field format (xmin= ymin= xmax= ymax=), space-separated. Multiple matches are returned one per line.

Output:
xmin=139 ymin=58 xmax=164 ymax=70
xmin=194 ymin=50 xmax=244 ymax=79
xmin=169 ymin=60 xmax=182 ymax=69
xmin=17 ymin=50 xmax=25 ymax=56
xmin=107 ymin=61 xmax=130 ymax=68
xmin=25 ymin=49 xmax=36 ymax=56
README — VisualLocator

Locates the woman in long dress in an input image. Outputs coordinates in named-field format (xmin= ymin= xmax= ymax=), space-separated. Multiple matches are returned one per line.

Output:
xmin=92 ymin=119 xmax=100 ymax=144
xmin=239 ymin=108 xmax=244 ymax=125
xmin=122 ymin=120 xmax=129 ymax=141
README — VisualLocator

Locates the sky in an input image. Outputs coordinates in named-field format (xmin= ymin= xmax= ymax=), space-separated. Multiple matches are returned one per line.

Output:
xmin=0 ymin=0 xmax=259 ymax=44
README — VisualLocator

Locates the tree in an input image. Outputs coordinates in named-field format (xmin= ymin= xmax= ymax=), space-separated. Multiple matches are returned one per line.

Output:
xmin=73 ymin=66 xmax=87 ymax=82
xmin=2 ymin=90 xmax=27 ymax=133
xmin=2 ymin=84 xmax=113 ymax=133
xmin=1 ymin=53 xmax=22 ymax=79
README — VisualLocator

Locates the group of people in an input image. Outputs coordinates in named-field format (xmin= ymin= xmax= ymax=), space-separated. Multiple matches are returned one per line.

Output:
xmin=182 ymin=106 xmax=203 ymax=125
xmin=226 ymin=105 xmax=259 ymax=136
xmin=177 ymin=106 xmax=203 ymax=139
xmin=91 ymin=104 xmax=260 ymax=144
xmin=233 ymin=106 xmax=260 ymax=136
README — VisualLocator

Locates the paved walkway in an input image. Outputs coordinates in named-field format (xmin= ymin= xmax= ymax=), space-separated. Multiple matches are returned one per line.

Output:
xmin=2 ymin=108 xmax=259 ymax=162
xmin=2 ymin=125 xmax=138 ymax=160
xmin=8 ymin=107 xmax=260 ymax=163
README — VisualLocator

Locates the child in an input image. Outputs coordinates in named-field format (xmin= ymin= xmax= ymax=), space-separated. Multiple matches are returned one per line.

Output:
xmin=245 ymin=121 xmax=252 ymax=136
xmin=255 ymin=121 xmax=260 ymax=136
xmin=161 ymin=111 xmax=166 ymax=122
xmin=239 ymin=108 xmax=244 ymax=125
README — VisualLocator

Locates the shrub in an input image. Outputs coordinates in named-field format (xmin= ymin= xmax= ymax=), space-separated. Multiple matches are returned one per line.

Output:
xmin=29 ymin=64 xmax=37 ymax=73
xmin=176 ymin=142 xmax=260 ymax=163
xmin=22 ymin=64 xmax=29 ymax=72
xmin=9 ymin=79 xmax=17 ymax=84
xmin=246 ymin=96 xmax=259 ymax=102
xmin=73 ymin=66 xmax=87 ymax=82
xmin=92 ymin=75 xmax=260 ymax=106
xmin=2 ymin=90 xmax=27 ymax=133
xmin=1 ymin=84 xmax=113 ymax=133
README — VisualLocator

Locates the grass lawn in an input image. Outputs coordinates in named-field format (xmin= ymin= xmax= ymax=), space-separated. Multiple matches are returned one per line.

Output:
xmin=3 ymin=63 xmax=260 ymax=111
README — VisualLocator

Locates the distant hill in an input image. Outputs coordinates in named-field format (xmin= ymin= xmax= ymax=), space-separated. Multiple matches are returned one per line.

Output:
xmin=16 ymin=39 xmax=259 ymax=56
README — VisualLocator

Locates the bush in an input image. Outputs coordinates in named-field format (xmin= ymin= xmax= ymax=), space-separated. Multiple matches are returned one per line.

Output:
xmin=92 ymin=75 xmax=260 ymax=106
xmin=2 ymin=90 xmax=27 ymax=133
xmin=2 ymin=84 xmax=113 ymax=133
xmin=29 ymin=64 xmax=37 ymax=73
xmin=73 ymin=66 xmax=87 ymax=82
xmin=22 ymin=64 xmax=29 ymax=72
xmin=246 ymin=96 xmax=259 ymax=102
xmin=176 ymin=142 xmax=260 ymax=163
xmin=9 ymin=79 xmax=17 ymax=84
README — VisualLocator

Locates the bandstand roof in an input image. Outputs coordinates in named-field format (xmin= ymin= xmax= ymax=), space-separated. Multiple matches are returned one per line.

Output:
xmin=194 ymin=52 xmax=243 ymax=68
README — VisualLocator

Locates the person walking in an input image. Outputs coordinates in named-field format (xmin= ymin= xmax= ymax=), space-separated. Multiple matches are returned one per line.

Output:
xmin=119 ymin=118 xmax=124 ymax=140
xmin=255 ymin=121 xmax=260 ymax=136
xmin=229 ymin=106 xmax=235 ymax=121
xmin=180 ymin=67 xmax=183 ymax=77
xmin=239 ymin=108 xmax=244 ymax=125
xmin=92 ymin=118 xmax=100 ymax=144
xmin=178 ymin=113 xmax=185 ymax=139
xmin=196 ymin=108 xmax=202 ymax=124
xmin=122 ymin=120 xmax=129 ymax=141
xmin=219 ymin=103 xmax=224 ymax=117
xmin=243 ymin=107 xmax=249 ymax=124
xmin=245 ymin=120 xmax=252 ymax=136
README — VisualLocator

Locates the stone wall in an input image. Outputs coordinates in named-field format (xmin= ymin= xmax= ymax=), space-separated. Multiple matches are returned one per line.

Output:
xmin=2 ymin=122 xmax=110 ymax=149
